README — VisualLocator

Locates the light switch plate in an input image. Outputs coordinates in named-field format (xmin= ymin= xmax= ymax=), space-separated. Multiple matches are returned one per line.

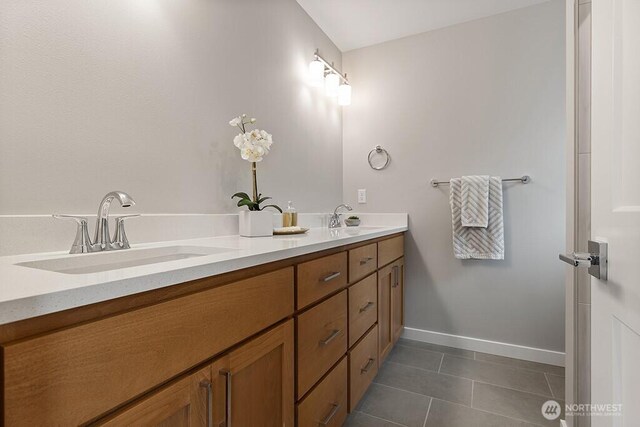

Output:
xmin=357 ymin=189 xmax=367 ymax=204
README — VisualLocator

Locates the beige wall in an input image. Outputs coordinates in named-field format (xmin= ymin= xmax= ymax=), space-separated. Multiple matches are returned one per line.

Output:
xmin=0 ymin=0 xmax=343 ymax=216
xmin=343 ymin=1 xmax=566 ymax=352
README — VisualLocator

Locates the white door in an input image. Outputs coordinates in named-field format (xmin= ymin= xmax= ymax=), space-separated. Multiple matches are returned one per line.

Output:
xmin=591 ymin=0 xmax=640 ymax=425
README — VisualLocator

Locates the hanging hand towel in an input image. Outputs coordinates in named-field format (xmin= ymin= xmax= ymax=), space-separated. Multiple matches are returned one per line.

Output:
xmin=450 ymin=176 xmax=504 ymax=260
xmin=461 ymin=175 xmax=490 ymax=228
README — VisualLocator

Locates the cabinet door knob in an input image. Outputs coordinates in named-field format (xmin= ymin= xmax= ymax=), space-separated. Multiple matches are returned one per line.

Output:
xmin=359 ymin=301 xmax=375 ymax=313
xmin=392 ymin=266 xmax=400 ymax=287
xmin=360 ymin=357 xmax=375 ymax=374
xmin=199 ymin=380 xmax=213 ymax=427
xmin=321 ymin=271 xmax=341 ymax=282
xmin=319 ymin=403 xmax=341 ymax=426
xmin=360 ymin=256 xmax=374 ymax=265
xmin=219 ymin=369 xmax=232 ymax=427
xmin=319 ymin=329 xmax=341 ymax=347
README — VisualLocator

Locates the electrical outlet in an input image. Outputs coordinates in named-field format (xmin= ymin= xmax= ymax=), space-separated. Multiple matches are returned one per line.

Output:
xmin=357 ymin=189 xmax=367 ymax=204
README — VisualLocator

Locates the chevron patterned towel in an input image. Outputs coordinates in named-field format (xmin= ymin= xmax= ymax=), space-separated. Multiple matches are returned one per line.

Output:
xmin=461 ymin=175 xmax=490 ymax=227
xmin=450 ymin=176 xmax=504 ymax=260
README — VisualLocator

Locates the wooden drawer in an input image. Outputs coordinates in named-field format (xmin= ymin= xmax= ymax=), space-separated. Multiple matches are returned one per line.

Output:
xmin=348 ymin=273 xmax=377 ymax=347
xmin=349 ymin=243 xmax=377 ymax=282
xmin=297 ymin=357 xmax=348 ymax=427
xmin=378 ymin=235 xmax=404 ymax=268
xmin=2 ymin=268 xmax=294 ymax=426
xmin=349 ymin=325 xmax=379 ymax=411
xmin=297 ymin=291 xmax=348 ymax=399
xmin=297 ymin=252 xmax=348 ymax=309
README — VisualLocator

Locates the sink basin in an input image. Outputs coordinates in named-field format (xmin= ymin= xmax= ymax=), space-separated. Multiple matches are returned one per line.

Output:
xmin=16 ymin=246 xmax=235 ymax=274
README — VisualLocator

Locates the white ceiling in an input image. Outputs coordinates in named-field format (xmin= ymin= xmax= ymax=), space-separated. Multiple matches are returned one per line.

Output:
xmin=296 ymin=0 xmax=550 ymax=52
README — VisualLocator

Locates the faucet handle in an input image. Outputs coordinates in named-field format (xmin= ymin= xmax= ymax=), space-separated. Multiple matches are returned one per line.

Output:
xmin=53 ymin=214 xmax=93 ymax=254
xmin=53 ymin=214 xmax=88 ymax=224
xmin=113 ymin=214 xmax=140 ymax=249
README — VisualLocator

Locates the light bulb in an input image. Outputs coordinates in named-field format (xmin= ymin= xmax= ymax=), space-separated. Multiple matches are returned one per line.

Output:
xmin=308 ymin=60 xmax=324 ymax=87
xmin=338 ymin=83 xmax=351 ymax=106
xmin=325 ymin=73 xmax=340 ymax=97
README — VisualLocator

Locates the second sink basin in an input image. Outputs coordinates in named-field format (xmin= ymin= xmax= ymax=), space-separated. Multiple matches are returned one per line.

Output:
xmin=17 ymin=245 xmax=235 ymax=275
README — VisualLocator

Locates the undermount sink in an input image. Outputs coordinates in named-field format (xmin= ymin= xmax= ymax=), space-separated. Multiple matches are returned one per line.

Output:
xmin=16 ymin=246 xmax=235 ymax=275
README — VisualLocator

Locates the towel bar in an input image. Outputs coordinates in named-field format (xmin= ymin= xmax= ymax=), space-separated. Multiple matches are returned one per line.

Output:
xmin=430 ymin=175 xmax=531 ymax=188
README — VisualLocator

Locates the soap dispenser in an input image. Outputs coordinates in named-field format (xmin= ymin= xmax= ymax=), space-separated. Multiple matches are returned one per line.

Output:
xmin=282 ymin=201 xmax=298 ymax=227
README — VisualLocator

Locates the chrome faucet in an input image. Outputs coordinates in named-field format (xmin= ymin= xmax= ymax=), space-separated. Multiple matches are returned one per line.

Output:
xmin=54 ymin=191 xmax=139 ymax=254
xmin=329 ymin=203 xmax=352 ymax=228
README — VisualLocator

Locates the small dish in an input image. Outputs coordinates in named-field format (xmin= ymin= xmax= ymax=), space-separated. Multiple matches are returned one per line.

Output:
xmin=273 ymin=227 xmax=310 ymax=235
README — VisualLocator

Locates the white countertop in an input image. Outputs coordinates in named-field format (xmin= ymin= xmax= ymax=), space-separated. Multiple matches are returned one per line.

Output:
xmin=0 ymin=225 xmax=407 ymax=325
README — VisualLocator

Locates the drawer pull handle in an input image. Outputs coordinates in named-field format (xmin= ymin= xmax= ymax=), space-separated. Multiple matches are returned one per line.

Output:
xmin=199 ymin=380 xmax=213 ymax=427
xmin=220 ymin=369 xmax=232 ymax=427
xmin=360 ymin=357 xmax=375 ymax=374
xmin=319 ymin=403 xmax=340 ymax=426
xmin=360 ymin=256 xmax=374 ymax=265
xmin=319 ymin=329 xmax=341 ymax=346
xmin=322 ymin=271 xmax=342 ymax=282
xmin=359 ymin=301 xmax=375 ymax=313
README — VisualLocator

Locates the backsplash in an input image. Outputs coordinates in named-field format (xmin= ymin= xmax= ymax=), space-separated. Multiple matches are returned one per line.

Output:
xmin=0 ymin=213 xmax=408 ymax=256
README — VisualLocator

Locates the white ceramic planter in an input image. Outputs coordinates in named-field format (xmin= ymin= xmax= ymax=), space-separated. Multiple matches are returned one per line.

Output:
xmin=239 ymin=211 xmax=273 ymax=237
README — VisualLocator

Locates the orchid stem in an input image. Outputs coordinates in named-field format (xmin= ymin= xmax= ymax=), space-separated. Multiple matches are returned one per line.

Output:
xmin=252 ymin=162 xmax=258 ymax=206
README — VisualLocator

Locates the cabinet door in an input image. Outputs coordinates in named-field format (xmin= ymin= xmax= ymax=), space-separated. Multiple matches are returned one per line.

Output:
xmin=377 ymin=263 xmax=394 ymax=362
xmin=391 ymin=258 xmax=405 ymax=344
xmin=215 ymin=320 xmax=294 ymax=427
xmin=98 ymin=366 xmax=211 ymax=427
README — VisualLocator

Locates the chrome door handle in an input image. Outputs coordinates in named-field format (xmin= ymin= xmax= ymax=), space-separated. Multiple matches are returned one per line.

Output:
xmin=559 ymin=240 xmax=607 ymax=281
xmin=319 ymin=403 xmax=340 ymax=426
xmin=319 ymin=329 xmax=341 ymax=346
xmin=199 ymin=380 xmax=213 ymax=427
xmin=322 ymin=271 xmax=341 ymax=282
xmin=559 ymin=253 xmax=592 ymax=267
xmin=359 ymin=301 xmax=375 ymax=313
xmin=360 ymin=357 xmax=375 ymax=374
xmin=219 ymin=369 xmax=232 ymax=427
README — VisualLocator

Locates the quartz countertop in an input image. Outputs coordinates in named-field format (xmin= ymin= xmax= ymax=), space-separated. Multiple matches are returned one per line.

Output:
xmin=0 ymin=224 xmax=407 ymax=325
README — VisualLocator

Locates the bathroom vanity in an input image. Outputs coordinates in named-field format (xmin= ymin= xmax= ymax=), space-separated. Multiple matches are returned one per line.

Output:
xmin=0 ymin=227 xmax=405 ymax=426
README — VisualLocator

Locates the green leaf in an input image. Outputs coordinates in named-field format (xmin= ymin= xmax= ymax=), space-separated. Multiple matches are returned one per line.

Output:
xmin=237 ymin=199 xmax=258 ymax=209
xmin=256 ymin=196 xmax=272 ymax=204
xmin=231 ymin=192 xmax=251 ymax=200
xmin=260 ymin=204 xmax=283 ymax=213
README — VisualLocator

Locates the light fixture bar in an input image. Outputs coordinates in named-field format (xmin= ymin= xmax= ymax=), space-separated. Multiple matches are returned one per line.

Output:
xmin=314 ymin=49 xmax=349 ymax=84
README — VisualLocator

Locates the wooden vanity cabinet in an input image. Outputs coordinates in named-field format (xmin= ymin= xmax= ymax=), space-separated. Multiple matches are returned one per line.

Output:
xmin=2 ymin=268 xmax=294 ymax=426
xmin=0 ymin=232 xmax=405 ymax=426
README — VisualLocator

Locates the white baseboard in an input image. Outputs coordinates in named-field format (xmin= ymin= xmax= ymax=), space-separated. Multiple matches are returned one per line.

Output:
xmin=402 ymin=327 xmax=565 ymax=367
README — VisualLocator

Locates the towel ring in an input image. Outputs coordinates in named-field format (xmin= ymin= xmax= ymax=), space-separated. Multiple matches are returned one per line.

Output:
xmin=368 ymin=145 xmax=391 ymax=170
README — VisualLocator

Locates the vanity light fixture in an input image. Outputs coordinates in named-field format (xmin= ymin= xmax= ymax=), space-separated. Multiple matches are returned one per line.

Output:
xmin=338 ymin=78 xmax=352 ymax=106
xmin=309 ymin=49 xmax=351 ymax=106
xmin=325 ymin=72 xmax=340 ymax=97
xmin=308 ymin=59 xmax=325 ymax=87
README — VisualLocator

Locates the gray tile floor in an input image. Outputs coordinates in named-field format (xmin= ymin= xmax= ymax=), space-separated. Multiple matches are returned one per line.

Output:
xmin=345 ymin=339 xmax=565 ymax=427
